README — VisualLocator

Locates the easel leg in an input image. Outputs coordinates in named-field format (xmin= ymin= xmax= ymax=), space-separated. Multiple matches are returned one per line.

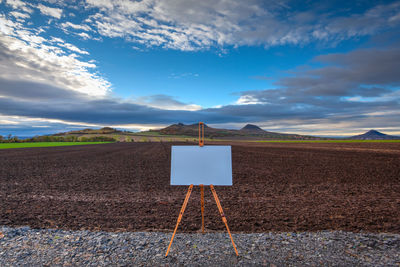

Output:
xmin=200 ymin=184 xmax=205 ymax=233
xmin=210 ymin=185 xmax=239 ymax=256
xmin=165 ymin=184 xmax=193 ymax=257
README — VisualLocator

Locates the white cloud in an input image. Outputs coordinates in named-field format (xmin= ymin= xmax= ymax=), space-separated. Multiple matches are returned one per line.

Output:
xmin=3 ymin=1 xmax=400 ymax=51
xmin=0 ymin=116 xmax=19 ymax=125
xmin=42 ymin=0 xmax=69 ymax=6
xmin=236 ymin=94 xmax=266 ymax=105
xmin=86 ymin=0 xmax=114 ymax=10
xmin=76 ymin=32 xmax=91 ymax=39
xmin=9 ymin=11 xmax=30 ymax=20
xmin=0 ymin=15 xmax=110 ymax=96
xmin=6 ymin=0 xmax=25 ymax=9
xmin=5 ymin=0 xmax=33 ymax=13
xmin=58 ymin=42 xmax=90 ymax=55
xmin=80 ymin=0 xmax=400 ymax=51
xmin=49 ymin=36 xmax=64 ymax=43
xmin=36 ymin=3 xmax=63 ymax=19
xmin=60 ymin=21 xmax=92 ymax=31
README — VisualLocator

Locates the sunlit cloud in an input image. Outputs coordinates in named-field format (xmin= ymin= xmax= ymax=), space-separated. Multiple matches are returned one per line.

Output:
xmin=36 ymin=3 xmax=62 ymax=19
xmin=9 ymin=11 xmax=30 ymax=20
xmin=0 ymin=14 xmax=110 ymax=97
xmin=60 ymin=21 xmax=92 ymax=32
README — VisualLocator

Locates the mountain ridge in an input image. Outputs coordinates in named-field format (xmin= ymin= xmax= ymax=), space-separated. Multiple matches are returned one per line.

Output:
xmin=156 ymin=123 xmax=323 ymax=140
xmin=48 ymin=124 xmax=400 ymax=141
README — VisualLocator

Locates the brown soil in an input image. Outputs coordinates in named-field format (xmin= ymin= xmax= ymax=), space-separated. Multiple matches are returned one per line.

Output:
xmin=0 ymin=142 xmax=399 ymax=233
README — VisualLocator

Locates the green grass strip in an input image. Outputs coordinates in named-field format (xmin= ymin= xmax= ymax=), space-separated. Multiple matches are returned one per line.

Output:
xmin=0 ymin=142 xmax=113 ymax=149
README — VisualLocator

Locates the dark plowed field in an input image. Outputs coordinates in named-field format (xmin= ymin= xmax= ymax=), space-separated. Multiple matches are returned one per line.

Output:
xmin=1 ymin=142 xmax=399 ymax=233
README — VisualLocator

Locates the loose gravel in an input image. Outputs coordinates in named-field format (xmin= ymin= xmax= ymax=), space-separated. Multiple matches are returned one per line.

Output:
xmin=1 ymin=226 xmax=399 ymax=266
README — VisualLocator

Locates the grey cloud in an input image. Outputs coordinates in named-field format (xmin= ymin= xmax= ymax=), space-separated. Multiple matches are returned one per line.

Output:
xmin=276 ymin=47 xmax=400 ymax=98
xmin=0 ymin=123 xmax=78 ymax=138
xmin=137 ymin=94 xmax=197 ymax=109
xmin=352 ymin=87 xmax=392 ymax=97
xmin=0 ymin=87 xmax=234 ymax=125
xmin=314 ymin=48 xmax=400 ymax=86
xmin=0 ymin=78 xmax=88 ymax=100
xmin=233 ymin=45 xmax=400 ymax=131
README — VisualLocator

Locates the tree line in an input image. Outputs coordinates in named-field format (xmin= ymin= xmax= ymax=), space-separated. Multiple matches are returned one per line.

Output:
xmin=0 ymin=135 xmax=116 ymax=143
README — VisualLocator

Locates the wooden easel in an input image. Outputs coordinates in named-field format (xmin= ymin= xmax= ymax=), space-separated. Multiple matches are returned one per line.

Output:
xmin=165 ymin=122 xmax=239 ymax=257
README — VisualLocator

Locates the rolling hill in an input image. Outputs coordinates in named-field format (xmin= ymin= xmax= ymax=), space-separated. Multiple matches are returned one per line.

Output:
xmin=53 ymin=127 xmax=123 ymax=136
xmin=40 ymin=125 xmax=400 ymax=142
xmin=52 ymin=123 xmax=325 ymax=141
xmin=155 ymin=123 xmax=324 ymax=140
xmin=239 ymin=124 xmax=266 ymax=134
xmin=51 ymin=127 xmax=132 ymax=142
xmin=49 ymin=125 xmax=400 ymax=141
xmin=348 ymin=130 xmax=400 ymax=140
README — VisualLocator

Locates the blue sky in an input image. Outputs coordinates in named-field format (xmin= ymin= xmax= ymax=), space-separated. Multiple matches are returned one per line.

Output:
xmin=0 ymin=0 xmax=400 ymax=137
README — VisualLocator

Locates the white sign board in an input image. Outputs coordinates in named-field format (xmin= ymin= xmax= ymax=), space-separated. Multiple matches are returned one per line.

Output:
xmin=170 ymin=146 xmax=232 ymax=185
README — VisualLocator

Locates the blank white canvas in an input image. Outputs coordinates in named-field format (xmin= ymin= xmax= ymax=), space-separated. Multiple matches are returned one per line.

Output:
xmin=170 ymin=146 xmax=232 ymax=185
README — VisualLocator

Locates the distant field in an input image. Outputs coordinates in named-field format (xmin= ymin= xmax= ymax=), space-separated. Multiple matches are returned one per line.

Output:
xmin=0 ymin=142 xmax=112 ymax=149
xmin=253 ymin=139 xmax=400 ymax=143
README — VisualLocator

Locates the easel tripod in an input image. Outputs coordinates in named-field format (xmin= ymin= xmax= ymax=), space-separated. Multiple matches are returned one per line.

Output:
xmin=165 ymin=122 xmax=239 ymax=257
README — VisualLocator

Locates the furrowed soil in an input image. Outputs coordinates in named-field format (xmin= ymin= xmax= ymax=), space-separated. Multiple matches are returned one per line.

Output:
xmin=0 ymin=142 xmax=399 ymax=233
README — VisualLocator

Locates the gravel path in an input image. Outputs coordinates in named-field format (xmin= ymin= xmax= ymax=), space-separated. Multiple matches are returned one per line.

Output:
xmin=0 ymin=226 xmax=399 ymax=266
